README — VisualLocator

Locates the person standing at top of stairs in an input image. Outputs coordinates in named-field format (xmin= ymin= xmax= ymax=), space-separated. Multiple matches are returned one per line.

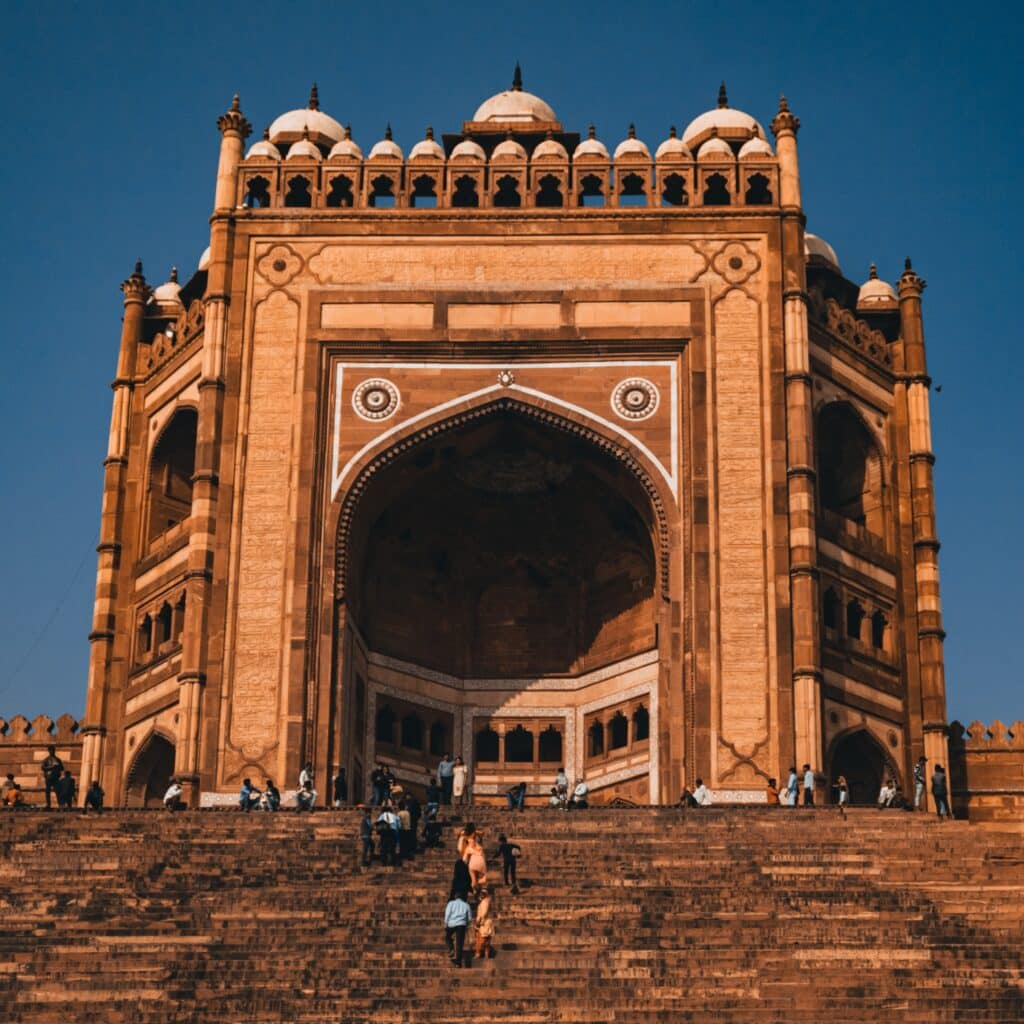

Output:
xmin=786 ymin=767 xmax=799 ymax=807
xmin=802 ymin=765 xmax=816 ymax=807
xmin=438 ymin=754 xmax=456 ymax=806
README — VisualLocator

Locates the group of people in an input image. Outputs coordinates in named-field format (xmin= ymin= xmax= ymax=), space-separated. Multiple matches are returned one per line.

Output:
xmin=545 ymin=768 xmax=589 ymax=810
xmin=1 ymin=746 xmax=105 ymax=812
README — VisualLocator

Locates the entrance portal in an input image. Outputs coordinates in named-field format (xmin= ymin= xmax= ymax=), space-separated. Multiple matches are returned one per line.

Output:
xmin=124 ymin=732 xmax=175 ymax=808
xmin=829 ymin=729 xmax=896 ymax=805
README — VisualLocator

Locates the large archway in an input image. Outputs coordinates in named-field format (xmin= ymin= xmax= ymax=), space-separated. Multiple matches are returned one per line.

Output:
xmin=828 ymin=729 xmax=898 ymax=806
xmin=124 ymin=733 xmax=176 ymax=808
xmin=335 ymin=402 xmax=670 ymax=804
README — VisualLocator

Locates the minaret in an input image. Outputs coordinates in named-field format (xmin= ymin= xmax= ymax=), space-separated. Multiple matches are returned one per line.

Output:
xmin=897 ymin=258 xmax=949 ymax=782
xmin=175 ymin=95 xmax=250 ymax=805
xmin=80 ymin=260 xmax=150 ymax=799
xmin=771 ymin=95 xmax=822 ymax=775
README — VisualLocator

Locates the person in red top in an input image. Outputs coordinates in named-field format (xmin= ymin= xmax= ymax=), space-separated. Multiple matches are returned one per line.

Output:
xmin=765 ymin=778 xmax=780 ymax=806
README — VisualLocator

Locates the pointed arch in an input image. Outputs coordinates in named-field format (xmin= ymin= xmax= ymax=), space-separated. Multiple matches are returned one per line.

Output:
xmin=124 ymin=729 xmax=176 ymax=808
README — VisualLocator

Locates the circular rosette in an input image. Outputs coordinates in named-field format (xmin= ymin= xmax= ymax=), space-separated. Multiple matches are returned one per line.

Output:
xmin=712 ymin=241 xmax=760 ymax=285
xmin=611 ymin=378 xmax=659 ymax=421
xmin=256 ymin=244 xmax=303 ymax=287
xmin=352 ymin=378 xmax=400 ymax=421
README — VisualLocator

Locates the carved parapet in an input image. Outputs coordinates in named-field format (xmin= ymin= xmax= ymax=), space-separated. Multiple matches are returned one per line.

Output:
xmin=0 ymin=713 xmax=81 ymax=743
xmin=141 ymin=299 xmax=206 ymax=377
xmin=808 ymin=289 xmax=893 ymax=369
xmin=949 ymin=716 xmax=1024 ymax=823
xmin=950 ymin=718 xmax=1024 ymax=750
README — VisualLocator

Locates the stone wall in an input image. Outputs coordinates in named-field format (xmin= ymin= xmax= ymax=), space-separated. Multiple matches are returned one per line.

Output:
xmin=0 ymin=714 xmax=84 ymax=804
xmin=949 ymin=719 xmax=1024 ymax=823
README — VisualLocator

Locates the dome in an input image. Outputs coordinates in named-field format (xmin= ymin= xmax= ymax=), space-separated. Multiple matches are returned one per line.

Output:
xmin=286 ymin=131 xmax=321 ymax=161
xmin=682 ymin=83 xmax=766 ymax=150
xmin=574 ymin=125 xmax=609 ymax=160
xmin=613 ymin=125 xmax=650 ymax=160
xmin=197 ymin=246 xmax=211 ymax=271
xmin=492 ymin=136 xmax=528 ymax=160
xmin=738 ymin=135 xmax=773 ymax=160
xmin=655 ymin=126 xmax=691 ymax=160
xmin=805 ymin=232 xmax=842 ymax=273
xmin=472 ymin=64 xmax=557 ymax=124
xmin=368 ymin=125 xmax=403 ymax=160
xmin=532 ymin=133 xmax=568 ymax=160
xmin=246 ymin=128 xmax=281 ymax=160
xmin=409 ymin=127 xmax=444 ymax=161
xmin=152 ymin=267 xmax=182 ymax=309
xmin=327 ymin=126 xmax=362 ymax=160
xmin=697 ymin=135 xmax=733 ymax=161
xmin=268 ymin=84 xmax=344 ymax=147
xmin=857 ymin=264 xmax=897 ymax=304
xmin=450 ymin=137 xmax=486 ymax=161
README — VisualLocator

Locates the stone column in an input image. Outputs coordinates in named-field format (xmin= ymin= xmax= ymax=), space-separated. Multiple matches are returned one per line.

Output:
xmin=175 ymin=96 xmax=250 ymax=805
xmin=897 ymin=260 xmax=949 ymax=782
xmin=771 ymin=98 xmax=823 ymax=775
xmin=80 ymin=262 xmax=150 ymax=801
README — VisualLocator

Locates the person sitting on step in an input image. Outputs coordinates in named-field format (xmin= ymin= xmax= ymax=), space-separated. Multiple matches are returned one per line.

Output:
xmin=56 ymin=770 xmax=77 ymax=811
xmin=239 ymin=778 xmax=261 ymax=812
xmin=295 ymin=778 xmax=317 ymax=813
xmin=506 ymin=781 xmax=526 ymax=812
xmin=765 ymin=778 xmax=780 ymax=806
xmin=4 ymin=779 xmax=25 ymax=809
xmin=878 ymin=778 xmax=896 ymax=809
xmin=679 ymin=786 xmax=698 ymax=808
xmin=555 ymin=767 xmax=569 ymax=804
xmin=163 ymin=778 xmax=184 ymax=811
xmin=692 ymin=778 xmax=712 ymax=806
xmin=83 ymin=780 xmax=105 ymax=814
xmin=261 ymin=779 xmax=281 ymax=811
xmin=570 ymin=778 xmax=589 ymax=810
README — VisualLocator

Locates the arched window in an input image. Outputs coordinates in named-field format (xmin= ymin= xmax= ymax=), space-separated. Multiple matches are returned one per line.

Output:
xmin=369 ymin=175 xmax=395 ymax=208
xmin=608 ymin=711 xmax=629 ymax=750
xmin=618 ymin=172 xmax=647 ymax=207
xmin=535 ymin=174 xmax=563 ymax=208
xmin=589 ymin=719 xmax=604 ymax=757
xmin=375 ymin=705 xmax=396 ymax=745
xmin=411 ymin=174 xmax=437 ymax=208
xmin=244 ymin=175 xmax=271 ymax=208
xmin=155 ymin=603 xmax=173 ymax=647
xmin=504 ymin=724 xmax=534 ymax=763
xmin=744 ymin=173 xmax=772 ymax=205
xmin=632 ymin=705 xmax=650 ymax=743
xmin=816 ymin=404 xmax=884 ymax=537
xmin=661 ymin=173 xmax=687 ymax=207
xmin=871 ymin=610 xmax=888 ymax=650
xmin=493 ymin=174 xmax=521 ymax=208
xmin=452 ymin=175 xmax=479 ymax=208
xmin=137 ymin=614 xmax=153 ymax=657
xmin=703 ymin=173 xmax=730 ymax=206
xmin=284 ymin=176 xmax=312 ymax=208
xmin=173 ymin=592 xmax=186 ymax=641
xmin=429 ymin=721 xmax=447 ymax=757
xmin=846 ymin=600 xmax=865 ymax=641
xmin=400 ymin=714 xmax=424 ymax=751
xmin=823 ymin=588 xmax=840 ymax=631
xmin=538 ymin=725 xmax=562 ymax=763
xmin=326 ymin=174 xmax=354 ymax=208
xmin=578 ymin=173 xmax=604 ymax=207
xmin=475 ymin=726 xmax=499 ymax=763
xmin=147 ymin=408 xmax=197 ymax=545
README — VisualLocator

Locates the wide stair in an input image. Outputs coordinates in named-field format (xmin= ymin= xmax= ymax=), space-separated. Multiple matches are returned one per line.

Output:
xmin=1 ymin=808 xmax=1022 ymax=1022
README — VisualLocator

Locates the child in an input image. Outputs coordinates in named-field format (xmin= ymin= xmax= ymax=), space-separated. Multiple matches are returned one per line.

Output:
xmin=474 ymin=886 xmax=495 ymax=959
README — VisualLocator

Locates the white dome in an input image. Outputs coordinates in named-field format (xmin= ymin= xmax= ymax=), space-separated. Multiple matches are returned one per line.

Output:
xmin=328 ymin=128 xmax=363 ymax=160
xmin=805 ymin=232 xmax=842 ymax=272
xmin=368 ymin=126 xmax=403 ymax=160
xmin=697 ymin=136 xmax=733 ymax=161
xmin=268 ymin=86 xmax=343 ymax=146
xmin=613 ymin=126 xmax=650 ymax=160
xmin=574 ymin=126 xmax=609 ymax=160
xmin=492 ymin=137 xmax=528 ymax=160
xmin=655 ymin=127 xmax=691 ymax=160
xmin=450 ymin=138 xmax=486 ymax=161
xmin=198 ymin=246 xmax=211 ymax=271
xmin=738 ymin=135 xmax=773 ymax=160
xmin=246 ymin=130 xmax=282 ymax=160
xmin=409 ymin=128 xmax=444 ymax=161
xmin=683 ymin=83 xmax=765 ymax=149
xmin=473 ymin=67 xmax=556 ymax=123
xmin=858 ymin=265 xmax=897 ymax=304
xmin=286 ymin=136 xmax=321 ymax=161
xmin=532 ymin=135 xmax=568 ymax=160
xmin=152 ymin=268 xmax=182 ymax=307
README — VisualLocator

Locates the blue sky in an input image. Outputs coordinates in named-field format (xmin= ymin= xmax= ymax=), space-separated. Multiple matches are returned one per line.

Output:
xmin=0 ymin=1 xmax=1020 ymax=728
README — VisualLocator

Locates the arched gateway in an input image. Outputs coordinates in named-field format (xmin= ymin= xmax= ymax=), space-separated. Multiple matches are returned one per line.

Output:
xmin=327 ymin=398 xmax=677 ymax=805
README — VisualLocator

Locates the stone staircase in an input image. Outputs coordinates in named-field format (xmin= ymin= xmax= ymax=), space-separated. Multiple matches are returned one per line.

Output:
xmin=1 ymin=808 xmax=1022 ymax=1023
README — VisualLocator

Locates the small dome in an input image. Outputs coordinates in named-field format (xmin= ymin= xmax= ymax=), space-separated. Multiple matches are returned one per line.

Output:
xmin=409 ymin=127 xmax=444 ymax=161
xmin=655 ymin=126 xmax=691 ymax=160
xmin=368 ymin=124 xmax=403 ymax=160
xmin=286 ymin=131 xmax=321 ymax=161
xmin=152 ymin=267 xmax=182 ymax=308
xmin=492 ymin=136 xmax=528 ymax=160
xmin=328 ymin=126 xmax=363 ymax=160
xmin=683 ymin=83 xmax=766 ymax=150
xmin=246 ymin=128 xmax=281 ymax=160
xmin=697 ymin=135 xmax=733 ymax=161
xmin=804 ymin=232 xmax=842 ymax=273
xmin=532 ymin=133 xmax=568 ymax=160
xmin=473 ymin=64 xmax=557 ymax=124
xmin=197 ymin=246 xmax=211 ymax=271
xmin=450 ymin=137 xmax=486 ymax=161
xmin=857 ymin=264 xmax=897 ymax=304
xmin=574 ymin=125 xmax=609 ymax=160
xmin=613 ymin=125 xmax=650 ymax=160
xmin=738 ymin=135 xmax=773 ymax=160
xmin=268 ymin=84 xmax=344 ymax=146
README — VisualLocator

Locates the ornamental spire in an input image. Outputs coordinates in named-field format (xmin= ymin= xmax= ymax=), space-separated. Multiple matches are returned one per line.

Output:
xmin=717 ymin=81 xmax=728 ymax=108
xmin=384 ymin=122 xmax=392 ymax=140
xmin=308 ymin=83 xmax=320 ymax=110
xmin=770 ymin=94 xmax=799 ymax=138
xmin=121 ymin=259 xmax=150 ymax=301
xmin=217 ymin=93 xmax=252 ymax=139
xmin=512 ymin=62 xmax=523 ymax=91
xmin=869 ymin=263 xmax=878 ymax=280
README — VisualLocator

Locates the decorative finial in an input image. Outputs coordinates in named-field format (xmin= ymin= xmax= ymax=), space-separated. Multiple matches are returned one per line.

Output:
xmin=230 ymin=94 xmax=241 ymax=113
xmin=134 ymin=259 xmax=143 ymax=275
xmin=218 ymin=93 xmax=252 ymax=139
xmin=385 ymin=122 xmax=392 ymax=140
xmin=904 ymin=257 xmax=913 ymax=271
xmin=778 ymin=94 xmax=790 ymax=113
xmin=302 ymin=124 xmax=310 ymax=140
xmin=169 ymin=266 xmax=178 ymax=283
xmin=512 ymin=62 xmax=523 ymax=91
xmin=770 ymin=94 xmax=799 ymax=138
xmin=309 ymin=83 xmax=320 ymax=110
xmin=588 ymin=123 xmax=596 ymax=139
xmin=628 ymin=123 xmax=636 ymax=139
xmin=718 ymin=82 xmax=728 ymax=108
xmin=426 ymin=125 xmax=434 ymax=140
xmin=262 ymin=126 xmax=270 ymax=140
xmin=344 ymin=124 xmax=352 ymax=139
xmin=669 ymin=125 xmax=677 ymax=138
xmin=869 ymin=263 xmax=878 ymax=280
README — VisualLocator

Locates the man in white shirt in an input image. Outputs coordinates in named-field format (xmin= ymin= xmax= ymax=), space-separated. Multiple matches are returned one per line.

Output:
xmin=163 ymin=778 xmax=184 ymax=811
xmin=692 ymin=778 xmax=712 ymax=806
xmin=802 ymin=764 xmax=815 ymax=807
xmin=570 ymin=778 xmax=589 ymax=810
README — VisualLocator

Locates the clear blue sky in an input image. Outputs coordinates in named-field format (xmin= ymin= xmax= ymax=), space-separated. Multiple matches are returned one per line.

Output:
xmin=0 ymin=2 xmax=1020 ymax=728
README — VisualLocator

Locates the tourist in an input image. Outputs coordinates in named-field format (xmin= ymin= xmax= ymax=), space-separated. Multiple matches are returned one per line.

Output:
xmin=332 ymin=766 xmax=348 ymax=808
xmin=239 ymin=778 xmax=261 ymax=811
xmin=257 ymin=779 xmax=279 ymax=811
xmin=299 ymin=761 xmax=314 ymax=789
xmin=83 ymin=780 xmax=104 ymax=814
xmin=549 ymin=786 xmax=562 ymax=809
xmin=398 ymin=799 xmax=414 ymax=860
xmin=451 ymin=852 xmax=472 ymax=898
xmin=56 ymin=770 xmax=76 ymax=810
xmin=376 ymin=805 xmax=399 ymax=864
xmin=41 ymin=745 xmax=64 ymax=809
xmin=765 ymin=778 xmax=780 ymax=806
xmin=425 ymin=776 xmax=442 ymax=818
xmin=423 ymin=807 xmax=443 ymax=849
xmin=692 ymin=778 xmax=712 ymax=806
xmin=802 ymin=764 xmax=815 ymax=807
xmin=296 ymin=778 xmax=317 ymax=813
xmin=371 ymin=763 xmax=388 ymax=807
xmin=497 ymin=832 xmax=521 ymax=895
xmin=555 ymin=767 xmax=569 ymax=804
xmin=931 ymin=764 xmax=950 ymax=820
xmin=786 ymin=767 xmax=799 ymax=807
xmin=506 ymin=781 xmax=526 ymax=812
xmin=452 ymin=756 xmax=469 ymax=806
xmin=456 ymin=822 xmax=476 ymax=860
xmin=678 ymin=785 xmax=698 ymax=808
xmin=4 ymin=781 xmax=24 ymax=808
xmin=473 ymin=886 xmax=496 ymax=959
xmin=406 ymin=791 xmax=422 ymax=852
xmin=438 ymin=753 xmax=456 ymax=806
xmin=877 ymin=778 xmax=896 ymax=809
xmin=466 ymin=833 xmax=488 ymax=893
xmin=360 ymin=808 xmax=374 ymax=866
xmin=837 ymin=774 xmax=849 ymax=820
xmin=570 ymin=778 xmax=589 ymax=810
xmin=163 ymin=778 xmax=184 ymax=811
xmin=444 ymin=891 xmax=473 ymax=967
xmin=913 ymin=756 xmax=927 ymax=812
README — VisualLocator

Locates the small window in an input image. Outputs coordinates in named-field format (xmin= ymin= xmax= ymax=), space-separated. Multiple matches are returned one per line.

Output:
xmin=608 ymin=712 xmax=629 ymax=750
xmin=703 ymin=173 xmax=730 ymax=206
xmin=535 ymin=174 xmax=563 ymax=208
xmin=578 ymin=173 xmax=605 ymax=207
xmin=505 ymin=725 xmax=534 ymax=763
xmin=661 ymin=173 xmax=687 ymax=207
xmin=846 ymin=601 xmax=865 ymax=641
xmin=871 ymin=610 xmax=887 ymax=650
xmin=137 ymin=614 xmax=153 ymax=656
xmin=155 ymin=603 xmax=173 ymax=647
xmin=173 ymin=593 xmax=186 ymax=641
xmin=429 ymin=721 xmax=446 ymax=757
xmin=823 ymin=588 xmax=840 ymax=631
xmin=538 ymin=726 xmax=562 ymax=763
xmin=589 ymin=719 xmax=604 ymax=757
xmin=618 ymin=172 xmax=647 ymax=207
xmin=452 ymin=175 xmax=479 ymax=208
xmin=284 ymin=176 xmax=312 ymax=208
xmin=369 ymin=175 xmax=395 ymax=208
xmin=475 ymin=726 xmax=499 ymax=763
xmin=375 ymin=705 xmax=396 ymax=745
xmin=400 ymin=714 xmax=424 ymax=751
xmin=745 ymin=173 xmax=772 ymax=205
xmin=411 ymin=174 xmax=437 ymax=208
xmin=244 ymin=175 xmax=271 ymax=208
xmin=326 ymin=174 xmax=354 ymax=208
xmin=493 ymin=174 xmax=521 ymax=208
xmin=632 ymin=705 xmax=650 ymax=743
